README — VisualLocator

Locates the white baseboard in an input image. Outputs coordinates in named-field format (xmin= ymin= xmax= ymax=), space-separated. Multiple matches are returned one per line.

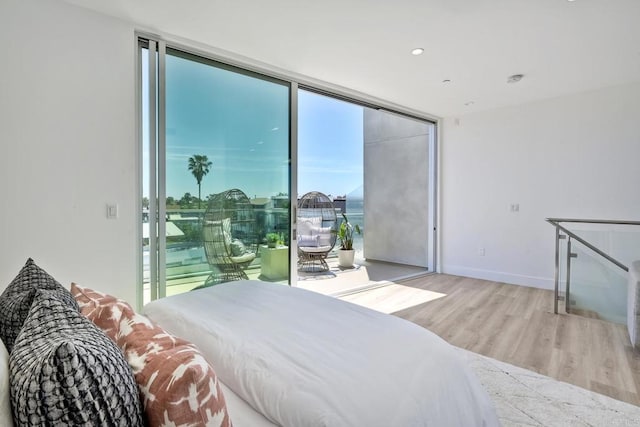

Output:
xmin=442 ymin=265 xmax=555 ymax=290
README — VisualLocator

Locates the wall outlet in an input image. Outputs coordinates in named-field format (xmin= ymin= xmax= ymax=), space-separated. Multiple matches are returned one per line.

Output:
xmin=478 ymin=247 xmax=485 ymax=256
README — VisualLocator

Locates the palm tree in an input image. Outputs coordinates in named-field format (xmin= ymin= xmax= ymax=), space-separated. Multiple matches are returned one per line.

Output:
xmin=187 ymin=154 xmax=212 ymax=209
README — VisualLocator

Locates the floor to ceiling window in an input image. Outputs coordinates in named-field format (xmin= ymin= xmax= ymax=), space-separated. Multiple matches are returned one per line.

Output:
xmin=141 ymin=40 xmax=291 ymax=304
xmin=140 ymin=37 xmax=436 ymax=303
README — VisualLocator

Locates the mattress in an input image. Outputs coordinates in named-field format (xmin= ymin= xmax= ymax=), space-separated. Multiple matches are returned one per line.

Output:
xmin=144 ymin=281 xmax=500 ymax=426
xmin=220 ymin=381 xmax=277 ymax=427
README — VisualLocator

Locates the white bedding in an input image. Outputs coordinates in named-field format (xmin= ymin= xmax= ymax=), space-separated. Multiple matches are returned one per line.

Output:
xmin=144 ymin=281 xmax=500 ymax=427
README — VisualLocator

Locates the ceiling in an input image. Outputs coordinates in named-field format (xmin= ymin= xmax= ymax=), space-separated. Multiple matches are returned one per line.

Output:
xmin=63 ymin=0 xmax=640 ymax=118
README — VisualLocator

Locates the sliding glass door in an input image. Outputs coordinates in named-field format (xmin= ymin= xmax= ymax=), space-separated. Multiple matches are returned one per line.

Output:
xmin=140 ymin=37 xmax=437 ymax=304
xmin=141 ymin=40 xmax=291 ymax=304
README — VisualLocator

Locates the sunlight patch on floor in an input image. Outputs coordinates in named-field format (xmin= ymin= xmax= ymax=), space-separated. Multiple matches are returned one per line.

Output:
xmin=339 ymin=283 xmax=446 ymax=314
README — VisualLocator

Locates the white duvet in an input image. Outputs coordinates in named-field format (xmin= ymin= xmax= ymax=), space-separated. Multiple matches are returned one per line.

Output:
xmin=144 ymin=281 xmax=500 ymax=427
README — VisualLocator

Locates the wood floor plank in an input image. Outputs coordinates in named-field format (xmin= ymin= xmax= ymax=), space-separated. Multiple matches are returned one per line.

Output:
xmin=347 ymin=273 xmax=640 ymax=407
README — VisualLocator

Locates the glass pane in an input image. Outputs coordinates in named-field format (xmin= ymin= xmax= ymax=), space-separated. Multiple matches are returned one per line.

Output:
xmin=297 ymin=90 xmax=364 ymax=294
xmin=162 ymin=49 xmax=290 ymax=298
xmin=565 ymin=224 xmax=640 ymax=323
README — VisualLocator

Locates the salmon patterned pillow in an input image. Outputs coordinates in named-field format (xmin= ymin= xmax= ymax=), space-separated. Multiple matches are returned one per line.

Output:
xmin=70 ymin=283 xmax=232 ymax=427
xmin=70 ymin=285 xmax=120 ymax=338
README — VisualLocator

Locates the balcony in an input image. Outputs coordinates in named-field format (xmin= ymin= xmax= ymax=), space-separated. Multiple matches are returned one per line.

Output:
xmin=143 ymin=207 xmax=429 ymax=304
xmin=143 ymin=247 xmax=428 ymax=305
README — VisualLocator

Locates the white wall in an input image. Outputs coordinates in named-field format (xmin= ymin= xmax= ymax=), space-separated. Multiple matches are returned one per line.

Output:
xmin=0 ymin=0 xmax=138 ymax=304
xmin=441 ymin=82 xmax=640 ymax=289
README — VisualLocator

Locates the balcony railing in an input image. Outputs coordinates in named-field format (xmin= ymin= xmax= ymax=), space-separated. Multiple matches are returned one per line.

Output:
xmin=143 ymin=207 xmax=364 ymax=285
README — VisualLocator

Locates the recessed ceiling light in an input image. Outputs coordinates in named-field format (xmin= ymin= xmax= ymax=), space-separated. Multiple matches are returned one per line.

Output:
xmin=507 ymin=74 xmax=524 ymax=83
xmin=442 ymin=79 xmax=451 ymax=83
xmin=411 ymin=48 xmax=424 ymax=56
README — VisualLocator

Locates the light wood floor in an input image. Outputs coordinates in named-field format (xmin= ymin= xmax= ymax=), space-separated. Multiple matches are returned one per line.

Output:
xmin=345 ymin=274 xmax=640 ymax=407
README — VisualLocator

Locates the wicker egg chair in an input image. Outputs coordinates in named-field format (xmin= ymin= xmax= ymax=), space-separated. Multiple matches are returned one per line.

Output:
xmin=297 ymin=191 xmax=338 ymax=272
xmin=201 ymin=189 xmax=258 ymax=286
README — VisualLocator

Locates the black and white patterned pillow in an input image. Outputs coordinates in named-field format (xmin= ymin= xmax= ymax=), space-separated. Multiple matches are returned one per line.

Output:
xmin=0 ymin=258 xmax=79 ymax=353
xmin=9 ymin=290 xmax=144 ymax=426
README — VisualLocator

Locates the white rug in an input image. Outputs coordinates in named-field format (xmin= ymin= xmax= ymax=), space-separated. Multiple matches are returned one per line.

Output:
xmin=460 ymin=349 xmax=640 ymax=426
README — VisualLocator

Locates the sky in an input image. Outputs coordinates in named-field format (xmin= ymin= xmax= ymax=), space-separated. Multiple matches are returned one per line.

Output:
xmin=142 ymin=50 xmax=364 ymax=202
xmin=298 ymin=90 xmax=364 ymax=198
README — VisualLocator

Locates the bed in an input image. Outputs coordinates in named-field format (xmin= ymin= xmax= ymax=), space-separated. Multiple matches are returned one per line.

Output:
xmin=144 ymin=280 xmax=500 ymax=426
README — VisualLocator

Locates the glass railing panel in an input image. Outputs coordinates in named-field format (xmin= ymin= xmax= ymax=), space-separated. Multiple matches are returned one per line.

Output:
xmin=566 ymin=223 xmax=640 ymax=269
xmin=568 ymin=237 xmax=628 ymax=324
xmin=547 ymin=219 xmax=640 ymax=322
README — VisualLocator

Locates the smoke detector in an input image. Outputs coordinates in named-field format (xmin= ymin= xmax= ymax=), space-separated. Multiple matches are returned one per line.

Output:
xmin=507 ymin=74 xmax=524 ymax=83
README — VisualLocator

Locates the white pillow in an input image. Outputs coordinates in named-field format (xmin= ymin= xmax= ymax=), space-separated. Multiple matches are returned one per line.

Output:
xmin=0 ymin=340 xmax=14 ymax=426
xmin=298 ymin=234 xmax=320 ymax=248
xmin=204 ymin=218 xmax=232 ymax=245
xmin=298 ymin=217 xmax=322 ymax=236
xmin=311 ymin=226 xmax=332 ymax=235
xmin=317 ymin=235 xmax=332 ymax=247
xmin=310 ymin=226 xmax=333 ymax=247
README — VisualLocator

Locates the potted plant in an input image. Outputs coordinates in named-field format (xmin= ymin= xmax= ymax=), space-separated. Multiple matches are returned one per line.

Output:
xmin=335 ymin=213 xmax=361 ymax=268
xmin=265 ymin=232 xmax=280 ymax=248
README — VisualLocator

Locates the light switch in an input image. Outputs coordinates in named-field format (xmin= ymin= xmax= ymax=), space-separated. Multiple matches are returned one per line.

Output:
xmin=107 ymin=204 xmax=118 ymax=219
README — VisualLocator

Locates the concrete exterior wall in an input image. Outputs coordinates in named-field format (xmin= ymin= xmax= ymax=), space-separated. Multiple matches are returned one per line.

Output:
xmin=363 ymin=109 xmax=430 ymax=267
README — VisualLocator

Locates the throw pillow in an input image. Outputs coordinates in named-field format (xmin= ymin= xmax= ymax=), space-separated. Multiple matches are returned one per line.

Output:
xmin=120 ymin=312 xmax=233 ymax=427
xmin=71 ymin=284 xmax=233 ymax=427
xmin=312 ymin=226 xmax=334 ymax=247
xmin=298 ymin=234 xmax=320 ymax=248
xmin=230 ymin=238 xmax=246 ymax=256
xmin=297 ymin=216 xmax=322 ymax=236
xmin=0 ymin=258 xmax=79 ymax=353
xmin=204 ymin=218 xmax=233 ymax=259
xmin=9 ymin=290 xmax=143 ymax=426
xmin=204 ymin=219 xmax=232 ymax=244
xmin=70 ymin=283 xmax=121 ymax=340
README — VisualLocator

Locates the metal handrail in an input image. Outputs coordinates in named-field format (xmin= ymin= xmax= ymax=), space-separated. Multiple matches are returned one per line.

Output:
xmin=546 ymin=217 xmax=640 ymax=314
xmin=546 ymin=220 xmax=630 ymax=272
xmin=547 ymin=218 xmax=640 ymax=227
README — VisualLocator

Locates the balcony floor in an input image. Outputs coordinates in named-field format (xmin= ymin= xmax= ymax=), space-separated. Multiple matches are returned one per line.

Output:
xmin=296 ymin=257 xmax=429 ymax=296
xmin=152 ymin=256 xmax=429 ymax=303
